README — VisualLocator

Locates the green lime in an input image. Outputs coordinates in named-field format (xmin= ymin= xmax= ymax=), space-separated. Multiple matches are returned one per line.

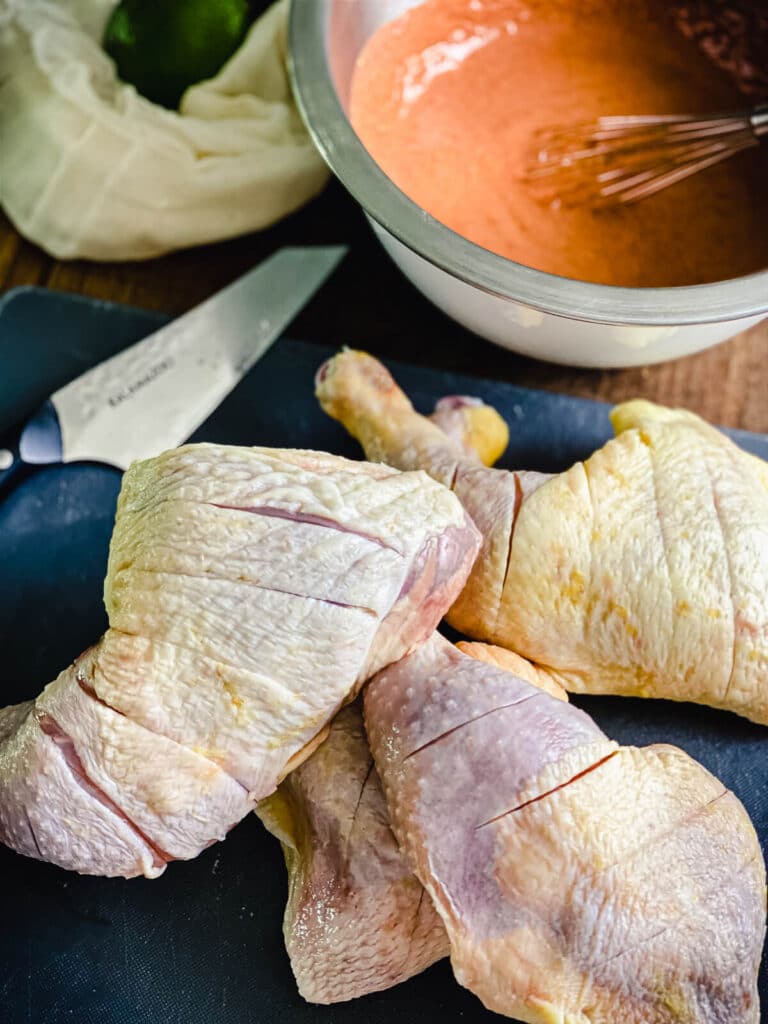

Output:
xmin=103 ymin=0 xmax=255 ymax=110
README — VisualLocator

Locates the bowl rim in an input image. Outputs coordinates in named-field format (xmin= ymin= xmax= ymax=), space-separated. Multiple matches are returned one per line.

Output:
xmin=289 ymin=0 xmax=768 ymax=327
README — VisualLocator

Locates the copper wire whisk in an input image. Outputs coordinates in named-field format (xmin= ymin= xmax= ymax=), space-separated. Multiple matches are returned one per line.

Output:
xmin=526 ymin=104 xmax=768 ymax=208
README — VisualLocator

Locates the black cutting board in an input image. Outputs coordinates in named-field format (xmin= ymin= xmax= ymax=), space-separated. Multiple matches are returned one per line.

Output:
xmin=1 ymin=287 xmax=767 ymax=1024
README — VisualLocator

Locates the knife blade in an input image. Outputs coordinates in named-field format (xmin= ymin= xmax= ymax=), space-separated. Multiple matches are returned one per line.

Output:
xmin=0 ymin=246 xmax=346 ymax=493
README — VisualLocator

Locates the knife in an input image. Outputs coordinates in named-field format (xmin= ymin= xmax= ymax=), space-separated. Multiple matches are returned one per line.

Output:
xmin=0 ymin=245 xmax=346 ymax=496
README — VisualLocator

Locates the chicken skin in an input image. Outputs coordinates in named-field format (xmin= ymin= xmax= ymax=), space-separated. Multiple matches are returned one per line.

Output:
xmin=257 ymin=642 xmax=565 ymax=1004
xmin=366 ymin=634 xmax=765 ymax=1024
xmin=0 ymin=444 xmax=479 ymax=877
xmin=317 ymin=350 xmax=768 ymax=725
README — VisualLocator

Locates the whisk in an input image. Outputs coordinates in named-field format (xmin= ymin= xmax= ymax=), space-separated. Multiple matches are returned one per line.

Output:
xmin=526 ymin=104 xmax=768 ymax=208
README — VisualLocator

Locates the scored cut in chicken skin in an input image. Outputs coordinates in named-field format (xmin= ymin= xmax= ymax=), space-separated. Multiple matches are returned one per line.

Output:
xmin=0 ymin=444 xmax=480 ymax=878
xmin=316 ymin=351 xmax=768 ymax=725
xmin=257 ymin=700 xmax=449 ymax=1004
xmin=365 ymin=633 xmax=766 ymax=1024
xmin=257 ymin=641 xmax=566 ymax=1005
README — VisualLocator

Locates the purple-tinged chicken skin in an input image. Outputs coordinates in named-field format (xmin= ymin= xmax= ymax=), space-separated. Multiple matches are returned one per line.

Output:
xmin=257 ymin=700 xmax=449 ymax=1003
xmin=0 ymin=445 xmax=479 ymax=878
xmin=365 ymin=634 xmax=766 ymax=1024
xmin=257 ymin=643 xmax=566 ymax=1005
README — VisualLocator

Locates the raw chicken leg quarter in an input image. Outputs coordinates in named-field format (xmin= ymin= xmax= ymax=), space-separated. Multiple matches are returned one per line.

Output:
xmin=0 ymin=444 xmax=480 ymax=877
xmin=365 ymin=634 xmax=766 ymax=1024
xmin=317 ymin=350 xmax=768 ymax=725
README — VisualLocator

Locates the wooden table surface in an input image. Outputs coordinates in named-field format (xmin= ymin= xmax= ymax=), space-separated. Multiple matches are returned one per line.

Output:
xmin=1 ymin=180 xmax=766 ymax=433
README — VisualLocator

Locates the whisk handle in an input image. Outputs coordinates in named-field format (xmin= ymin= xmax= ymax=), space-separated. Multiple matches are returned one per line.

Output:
xmin=751 ymin=105 xmax=768 ymax=139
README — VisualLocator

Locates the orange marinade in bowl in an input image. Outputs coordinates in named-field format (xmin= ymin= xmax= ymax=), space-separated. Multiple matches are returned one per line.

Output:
xmin=349 ymin=0 xmax=768 ymax=288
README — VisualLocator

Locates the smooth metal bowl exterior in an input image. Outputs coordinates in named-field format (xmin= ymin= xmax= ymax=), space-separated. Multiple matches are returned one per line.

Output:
xmin=289 ymin=0 xmax=768 ymax=367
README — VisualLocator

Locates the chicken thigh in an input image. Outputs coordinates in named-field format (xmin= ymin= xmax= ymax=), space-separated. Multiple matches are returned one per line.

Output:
xmin=0 ymin=444 xmax=479 ymax=877
xmin=365 ymin=633 xmax=766 ymax=1024
xmin=316 ymin=351 xmax=768 ymax=724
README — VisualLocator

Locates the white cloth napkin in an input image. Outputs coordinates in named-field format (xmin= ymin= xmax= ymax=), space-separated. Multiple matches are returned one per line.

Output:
xmin=0 ymin=0 xmax=330 ymax=260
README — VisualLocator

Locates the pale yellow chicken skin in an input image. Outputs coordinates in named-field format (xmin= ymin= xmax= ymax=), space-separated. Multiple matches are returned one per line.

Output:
xmin=316 ymin=351 xmax=768 ymax=725
xmin=0 ymin=442 xmax=480 ymax=877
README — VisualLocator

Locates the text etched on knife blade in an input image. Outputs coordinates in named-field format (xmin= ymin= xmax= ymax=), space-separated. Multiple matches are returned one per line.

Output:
xmin=107 ymin=358 xmax=175 ymax=407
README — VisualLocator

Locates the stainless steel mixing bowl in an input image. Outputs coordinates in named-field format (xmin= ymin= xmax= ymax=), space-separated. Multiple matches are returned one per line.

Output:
xmin=289 ymin=0 xmax=768 ymax=367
